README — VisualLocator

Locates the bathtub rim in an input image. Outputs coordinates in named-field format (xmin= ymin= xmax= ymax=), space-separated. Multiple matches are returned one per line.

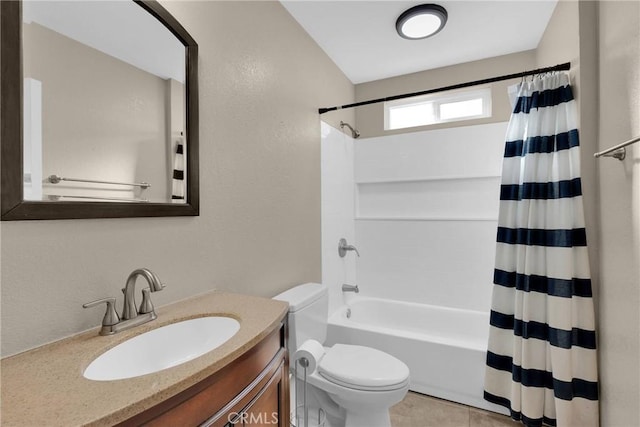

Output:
xmin=328 ymin=295 xmax=490 ymax=352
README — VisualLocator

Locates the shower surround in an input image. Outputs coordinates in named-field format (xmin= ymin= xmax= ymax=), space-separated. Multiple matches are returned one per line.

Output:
xmin=321 ymin=120 xmax=509 ymax=412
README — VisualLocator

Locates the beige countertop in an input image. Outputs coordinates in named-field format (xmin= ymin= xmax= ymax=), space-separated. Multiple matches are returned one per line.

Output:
xmin=1 ymin=291 xmax=289 ymax=426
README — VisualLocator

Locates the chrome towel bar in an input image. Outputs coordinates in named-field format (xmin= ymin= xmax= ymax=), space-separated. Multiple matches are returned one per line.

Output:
xmin=47 ymin=194 xmax=149 ymax=203
xmin=47 ymin=174 xmax=150 ymax=189
xmin=594 ymin=135 xmax=639 ymax=161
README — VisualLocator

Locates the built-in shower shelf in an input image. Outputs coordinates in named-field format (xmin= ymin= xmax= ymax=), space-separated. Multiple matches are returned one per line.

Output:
xmin=355 ymin=216 xmax=498 ymax=222
xmin=355 ymin=175 xmax=501 ymax=220
xmin=355 ymin=174 xmax=501 ymax=185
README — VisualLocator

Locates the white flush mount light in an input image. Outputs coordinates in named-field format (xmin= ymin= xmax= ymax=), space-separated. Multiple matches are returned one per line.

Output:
xmin=396 ymin=4 xmax=448 ymax=40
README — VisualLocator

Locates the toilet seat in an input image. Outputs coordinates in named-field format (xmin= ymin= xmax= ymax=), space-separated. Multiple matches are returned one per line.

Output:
xmin=318 ymin=344 xmax=410 ymax=392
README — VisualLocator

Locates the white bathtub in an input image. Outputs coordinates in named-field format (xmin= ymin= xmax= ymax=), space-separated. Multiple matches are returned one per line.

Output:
xmin=326 ymin=296 xmax=508 ymax=415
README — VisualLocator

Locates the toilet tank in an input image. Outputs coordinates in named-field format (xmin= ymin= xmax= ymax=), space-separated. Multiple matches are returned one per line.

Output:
xmin=273 ymin=283 xmax=328 ymax=354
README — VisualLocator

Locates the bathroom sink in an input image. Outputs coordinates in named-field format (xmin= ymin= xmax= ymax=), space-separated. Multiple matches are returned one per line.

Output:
xmin=83 ymin=316 xmax=240 ymax=381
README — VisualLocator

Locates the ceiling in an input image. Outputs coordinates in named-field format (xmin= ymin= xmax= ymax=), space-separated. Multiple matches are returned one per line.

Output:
xmin=23 ymin=1 xmax=185 ymax=83
xmin=281 ymin=1 xmax=558 ymax=84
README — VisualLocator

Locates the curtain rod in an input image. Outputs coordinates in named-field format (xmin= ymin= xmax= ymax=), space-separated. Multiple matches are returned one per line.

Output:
xmin=318 ymin=62 xmax=571 ymax=115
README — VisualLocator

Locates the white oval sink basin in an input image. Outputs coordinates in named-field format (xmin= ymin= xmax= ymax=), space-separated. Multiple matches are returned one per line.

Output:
xmin=84 ymin=316 xmax=240 ymax=381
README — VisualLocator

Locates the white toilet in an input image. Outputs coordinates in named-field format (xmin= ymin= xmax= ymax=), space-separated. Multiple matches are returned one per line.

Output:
xmin=274 ymin=283 xmax=409 ymax=427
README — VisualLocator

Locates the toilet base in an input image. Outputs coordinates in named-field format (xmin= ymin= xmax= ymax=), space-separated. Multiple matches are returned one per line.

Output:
xmin=290 ymin=377 xmax=398 ymax=427
xmin=324 ymin=377 xmax=408 ymax=427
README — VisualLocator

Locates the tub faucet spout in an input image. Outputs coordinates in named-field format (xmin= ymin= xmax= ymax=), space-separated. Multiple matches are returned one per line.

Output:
xmin=342 ymin=284 xmax=359 ymax=293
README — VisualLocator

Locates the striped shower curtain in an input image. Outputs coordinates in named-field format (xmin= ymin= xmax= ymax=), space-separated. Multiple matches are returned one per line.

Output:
xmin=172 ymin=135 xmax=185 ymax=202
xmin=484 ymin=72 xmax=599 ymax=427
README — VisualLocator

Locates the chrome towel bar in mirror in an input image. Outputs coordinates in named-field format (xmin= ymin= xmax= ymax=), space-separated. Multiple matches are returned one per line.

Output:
xmin=48 ymin=174 xmax=150 ymax=189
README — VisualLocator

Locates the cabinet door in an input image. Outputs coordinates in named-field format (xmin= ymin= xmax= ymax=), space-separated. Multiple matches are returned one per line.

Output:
xmin=240 ymin=360 xmax=288 ymax=427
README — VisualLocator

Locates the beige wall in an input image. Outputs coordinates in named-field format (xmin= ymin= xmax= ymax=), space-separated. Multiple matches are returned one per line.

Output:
xmin=597 ymin=1 xmax=640 ymax=425
xmin=536 ymin=0 xmax=580 ymax=71
xmin=0 ymin=1 xmax=354 ymax=356
xmin=354 ymin=50 xmax=536 ymax=138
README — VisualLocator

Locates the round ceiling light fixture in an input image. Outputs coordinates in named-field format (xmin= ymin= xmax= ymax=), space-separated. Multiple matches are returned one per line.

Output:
xmin=396 ymin=4 xmax=448 ymax=40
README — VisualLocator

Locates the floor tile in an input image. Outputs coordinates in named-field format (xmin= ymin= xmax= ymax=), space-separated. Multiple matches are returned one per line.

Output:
xmin=390 ymin=392 xmax=470 ymax=427
xmin=469 ymin=407 xmax=519 ymax=427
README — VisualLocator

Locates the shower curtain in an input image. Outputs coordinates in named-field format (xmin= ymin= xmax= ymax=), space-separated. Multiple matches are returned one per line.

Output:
xmin=484 ymin=72 xmax=599 ymax=427
xmin=172 ymin=135 xmax=185 ymax=202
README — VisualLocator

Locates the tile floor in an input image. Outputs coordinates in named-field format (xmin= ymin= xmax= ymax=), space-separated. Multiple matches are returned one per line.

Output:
xmin=390 ymin=392 xmax=519 ymax=427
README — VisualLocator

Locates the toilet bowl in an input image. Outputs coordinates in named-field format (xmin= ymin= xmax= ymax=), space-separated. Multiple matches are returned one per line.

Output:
xmin=274 ymin=283 xmax=410 ymax=427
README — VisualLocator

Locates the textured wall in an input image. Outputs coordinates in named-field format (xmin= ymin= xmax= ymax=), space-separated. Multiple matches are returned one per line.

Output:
xmin=0 ymin=1 xmax=354 ymax=356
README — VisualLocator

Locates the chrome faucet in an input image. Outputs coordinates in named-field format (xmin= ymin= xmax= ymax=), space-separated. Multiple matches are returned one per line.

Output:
xmin=83 ymin=268 xmax=165 ymax=336
xmin=122 ymin=268 xmax=165 ymax=320
xmin=338 ymin=238 xmax=360 ymax=258
xmin=342 ymin=284 xmax=359 ymax=293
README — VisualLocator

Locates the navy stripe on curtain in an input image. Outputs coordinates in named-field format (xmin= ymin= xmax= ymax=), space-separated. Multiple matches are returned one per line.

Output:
xmin=500 ymin=178 xmax=583 ymax=200
xmin=489 ymin=312 xmax=597 ymax=349
xmin=513 ymin=85 xmax=574 ymax=114
xmin=493 ymin=269 xmax=593 ymax=298
xmin=484 ymin=392 xmax=558 ymax=427
xmin=173 ymin=170 xmax=184 ymax=181
xmin=486 ymin=352 xmax=599 ymax=400
xmin=496 ymin=227 xmax=587 ymax=247
xmin=504 ymin=130 xmax=580 ymax=157
xmin=484 ymin=72 xmax=598 ymax=427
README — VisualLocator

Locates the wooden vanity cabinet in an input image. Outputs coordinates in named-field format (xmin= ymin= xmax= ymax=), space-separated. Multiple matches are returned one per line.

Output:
xmin=119 ymin=321 xmax=289 ymax=427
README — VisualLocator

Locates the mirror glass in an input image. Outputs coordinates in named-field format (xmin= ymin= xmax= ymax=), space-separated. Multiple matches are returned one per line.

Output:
xmin=2 ymin=0 xmax=198 ymax=220
xmin=21 ymin=0 xmax=186 ymax=204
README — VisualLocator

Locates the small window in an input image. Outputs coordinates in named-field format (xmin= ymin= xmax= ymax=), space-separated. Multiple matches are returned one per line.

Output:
xmin=384 ymin=88 xmax=492 ymax=130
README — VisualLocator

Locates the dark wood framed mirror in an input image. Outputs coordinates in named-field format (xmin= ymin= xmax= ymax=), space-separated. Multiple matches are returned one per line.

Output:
xmin=1 ymin=0 xmax=199 ymax=220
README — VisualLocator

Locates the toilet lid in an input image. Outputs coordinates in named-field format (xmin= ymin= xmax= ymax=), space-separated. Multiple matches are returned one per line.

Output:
xmin=318 ymin=344 xmax=409 ymax=391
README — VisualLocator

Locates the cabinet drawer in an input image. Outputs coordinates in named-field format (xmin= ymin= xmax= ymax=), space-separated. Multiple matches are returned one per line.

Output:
xmin=206 ymin=354 xmax=285 ymax=427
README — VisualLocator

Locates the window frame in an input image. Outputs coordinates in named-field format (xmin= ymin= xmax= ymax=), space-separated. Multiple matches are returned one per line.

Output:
xmin=384 ymin=87 xmax=492 ymax=131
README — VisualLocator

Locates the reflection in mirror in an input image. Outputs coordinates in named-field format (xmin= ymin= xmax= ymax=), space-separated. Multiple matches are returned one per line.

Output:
xmin=1 ymin=0 xmax=198 ymax=220
xmin=22 ymin=0 xmax=186 ymax=204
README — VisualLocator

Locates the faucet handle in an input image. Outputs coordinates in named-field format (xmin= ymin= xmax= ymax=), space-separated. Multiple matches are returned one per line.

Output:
xmin=338 ymin=238 xmax=360 ymax=258
xmin=138 ymin=288 xmax=155 ymax=314
xmin=83 ymin=297 xmax=120 ymax=326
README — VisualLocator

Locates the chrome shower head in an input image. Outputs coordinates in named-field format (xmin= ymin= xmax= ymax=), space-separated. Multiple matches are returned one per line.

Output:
xmin=340 ymin=121 xmax=360 ymax=139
